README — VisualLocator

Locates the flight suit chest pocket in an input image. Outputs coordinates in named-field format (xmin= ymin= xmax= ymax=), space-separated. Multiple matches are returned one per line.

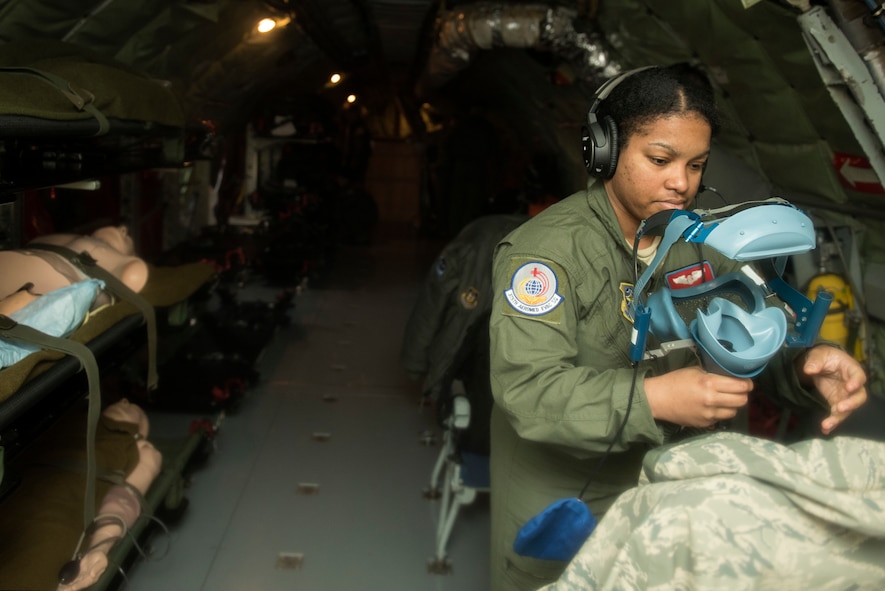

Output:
xmin=573 ymin=279 xmax=633 ymax=367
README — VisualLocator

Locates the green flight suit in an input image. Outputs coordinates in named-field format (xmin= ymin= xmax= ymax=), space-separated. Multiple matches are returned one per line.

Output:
xmin=401 ymin=213 xmax=529 ymax=401
xmin=488 ymin=184 xmax=827 ymax=590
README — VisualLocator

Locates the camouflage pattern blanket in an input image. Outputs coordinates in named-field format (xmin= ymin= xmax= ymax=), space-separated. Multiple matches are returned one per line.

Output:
xmin=543 ymin=432 xmax=885 ymax=591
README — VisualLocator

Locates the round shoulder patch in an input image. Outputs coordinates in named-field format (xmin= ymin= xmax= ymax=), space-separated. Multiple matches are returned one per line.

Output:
xmin=504 ymin=261 xmax=563 ymax=316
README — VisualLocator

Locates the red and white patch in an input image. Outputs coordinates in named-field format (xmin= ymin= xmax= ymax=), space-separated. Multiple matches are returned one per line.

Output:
xmin=665 ymin=262 xmax=714 ymax=290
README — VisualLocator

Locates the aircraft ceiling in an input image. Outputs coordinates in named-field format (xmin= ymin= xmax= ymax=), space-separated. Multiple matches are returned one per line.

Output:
xmin=0 ymin=0 xmax=883 ymax=217
xmin=0 ymin=0 xmax=411 ymax=128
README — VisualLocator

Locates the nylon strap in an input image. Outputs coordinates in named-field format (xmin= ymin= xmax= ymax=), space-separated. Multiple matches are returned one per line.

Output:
xmin=31 ymin=461 xmax=150 ymax=518
xmin=0 ymin=66 xmax=110 ymax=136
xmin=632 ymin=214 xmax=699 ymax=312
xmin=0 ymin=315 xmax=101 ymax=530
xmin=26 ymin=243 xmax=158 ymax=390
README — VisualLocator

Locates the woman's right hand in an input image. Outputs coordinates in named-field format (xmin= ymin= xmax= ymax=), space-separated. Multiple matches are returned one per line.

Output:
xmin=644 ymin=366 xmax=754 ymax=428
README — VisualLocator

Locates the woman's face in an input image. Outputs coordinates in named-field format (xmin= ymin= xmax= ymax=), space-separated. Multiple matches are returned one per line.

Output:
xmin=604 ymin=112 xmax=711 ymax=239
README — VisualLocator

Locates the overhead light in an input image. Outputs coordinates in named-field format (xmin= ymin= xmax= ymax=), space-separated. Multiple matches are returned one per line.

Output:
xmin=323 ymin=73 xmax=346 ymax=90
xmin=256 ymin=16 xmax=291 ymax=34
xmin=257 ymin=18 xmax=276 ymax=33
xmin=346 ymin=94 xmax=357 ymax=104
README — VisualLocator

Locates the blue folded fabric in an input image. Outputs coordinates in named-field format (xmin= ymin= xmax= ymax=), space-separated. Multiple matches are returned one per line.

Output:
xmin=0 ymin=279 xmax=104 ymax=369
xmin=513 ymin=497 xmax=597 ymax=562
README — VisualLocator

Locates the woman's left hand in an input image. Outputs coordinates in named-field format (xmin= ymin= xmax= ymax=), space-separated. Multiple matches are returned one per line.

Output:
xmin=796 ymin=345 xmax=868 ymax=435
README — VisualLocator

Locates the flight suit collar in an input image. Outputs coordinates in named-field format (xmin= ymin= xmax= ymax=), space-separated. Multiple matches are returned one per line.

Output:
xmin=583 ymin=180 xmax=637 ymax=260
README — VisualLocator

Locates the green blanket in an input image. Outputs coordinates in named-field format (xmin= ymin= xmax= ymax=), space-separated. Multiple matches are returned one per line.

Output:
xmin=0 ymin=40 xmax=184 ymax=129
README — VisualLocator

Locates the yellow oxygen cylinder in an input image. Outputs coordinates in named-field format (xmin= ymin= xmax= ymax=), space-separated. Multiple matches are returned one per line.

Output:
xmin=806 ymin=273 xmax=863 ymax=361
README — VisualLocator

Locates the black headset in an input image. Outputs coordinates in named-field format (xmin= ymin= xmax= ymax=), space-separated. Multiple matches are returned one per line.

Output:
xmin=582 ymin=66 xmax=657 ymax=179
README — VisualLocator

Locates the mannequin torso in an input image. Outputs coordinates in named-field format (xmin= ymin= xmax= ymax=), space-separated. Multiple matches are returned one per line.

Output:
xmin=0 ymin=226 xmax=148 ymax=313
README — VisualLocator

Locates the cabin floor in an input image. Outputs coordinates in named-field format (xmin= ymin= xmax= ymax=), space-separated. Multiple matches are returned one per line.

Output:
xmin=124 ymin=223 xmax=490 ymax=591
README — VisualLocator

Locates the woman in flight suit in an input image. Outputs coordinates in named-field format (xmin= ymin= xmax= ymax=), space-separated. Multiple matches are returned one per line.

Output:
xmin=487 ymin=64 xmax=868 ymax=590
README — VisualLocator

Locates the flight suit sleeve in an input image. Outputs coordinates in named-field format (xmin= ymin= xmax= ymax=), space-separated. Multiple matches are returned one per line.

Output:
xmin=488 ymin=243 xmax=664 ymax=458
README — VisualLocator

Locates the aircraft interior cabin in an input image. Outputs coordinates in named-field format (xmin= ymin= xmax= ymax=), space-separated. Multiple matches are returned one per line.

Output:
xmin=0 ymin=0 xmax=884 ymax=590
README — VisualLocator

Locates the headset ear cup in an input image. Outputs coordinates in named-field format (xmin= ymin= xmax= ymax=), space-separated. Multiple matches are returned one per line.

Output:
xmin=601 ymin=116 xmax=618 ymax=179
xmin=582 ymin=123 xmax=606 ymax=177
xmin=584 ymin=115 xmax=618 ymax=179
xmin=581 ymin=125 xmax=595 ymax=175
xmin=584 ymin=66 xmax=657 ymax=180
